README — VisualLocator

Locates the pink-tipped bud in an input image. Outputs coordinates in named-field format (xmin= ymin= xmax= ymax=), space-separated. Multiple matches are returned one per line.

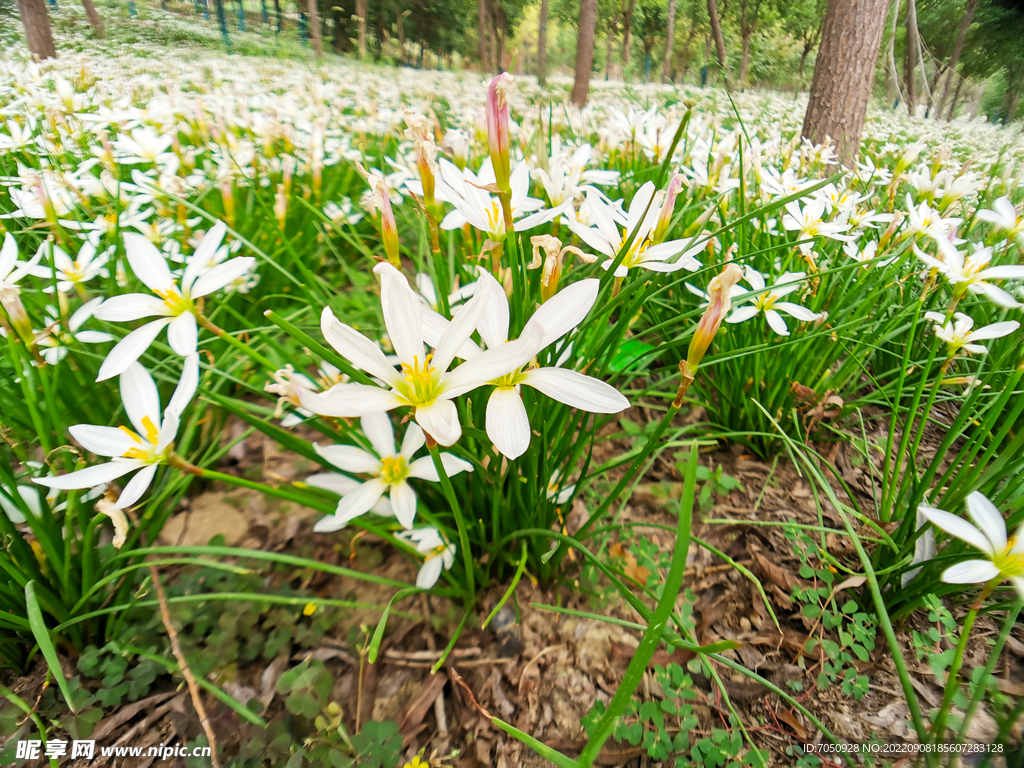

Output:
xmin=653 ymin=174 xmax=685 ymax=244
xmin=687 ymin=263 xmax=744 ymax=371
xmin=486 ymin=73 xmax=515 ymax=193
xmin=378 ymin=184 xmax=400 ymax=267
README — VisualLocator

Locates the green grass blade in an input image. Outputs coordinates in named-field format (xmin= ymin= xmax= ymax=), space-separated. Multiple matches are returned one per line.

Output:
xmin=25 ymin=581 xmax=76 ymax=713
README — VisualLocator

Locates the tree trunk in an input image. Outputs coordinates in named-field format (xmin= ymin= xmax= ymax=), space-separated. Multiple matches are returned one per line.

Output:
xmin=605 ymin=22 xmax=614 ymax=80
xmin=799 ymin=41 xmax=811 ymax=82
xmin=477 ymin=0 xmax=490 ymax=68
xmin=396 ymin=7 xmax=405 ymax=63
xmin=938 ymin=0 xmax=979 ymax=117
xmin=307 ymin=0 xmax=322 ymax=57
xmin=17 ymin=0 xmax=56 ymax=60
xmin=571 ymin=0 xmax=598 ymax=106
xmin=274 ymin=0 xmax=282 ymax=33
xmin=905 ymin=0 xmax=919 ymax=115
xmin=661 ymin=0 xmax=676 ymax=82
xmin=802 ymin=0 xmax=888 ymax=167
xmin=80 ymin=0 xmax=105 ymax=38
xmin=492 ymin=1 xmax=508 ymax=71
xmin=537 ymin=0 xmax=548 ymax=86
xmin=620 ymin=0 xmax=637 ymax=80
xmin=355 ymin=0 xmax=366 ymax=57
xmin=947 ymin=72 xmax=964 ymax=119
xmin=739 ymin=30 xmax=752 ymax=86
xmin=707 ymin=0 xmax=727 ymax=71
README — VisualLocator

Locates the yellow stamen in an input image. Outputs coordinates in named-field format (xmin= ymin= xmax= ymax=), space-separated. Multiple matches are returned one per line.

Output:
xmin=380 ymin=455 xmax=408 ymax=485
xmin=140 ymin=415 xmax=159 ymax=444
xmin=400 ymin=354 xmax=436 ymax=403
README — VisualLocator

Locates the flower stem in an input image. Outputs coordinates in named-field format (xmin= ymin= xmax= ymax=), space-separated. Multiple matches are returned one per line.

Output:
xmin=427 ymin=443 xmax=475 ymax=605
xmin=931 ymin=579 xmax=997 ymax=745
xmin=196 ymin=312 xmax=276 ymax=371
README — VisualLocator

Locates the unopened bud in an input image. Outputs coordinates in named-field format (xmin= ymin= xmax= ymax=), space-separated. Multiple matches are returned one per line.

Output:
xmin=486 ymin=73 xmax=515 ymax=193
xmin=653 ymin=174 xmax=685 ymax=244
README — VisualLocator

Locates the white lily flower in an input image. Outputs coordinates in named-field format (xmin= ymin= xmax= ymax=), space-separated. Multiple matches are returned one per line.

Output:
xmin=299 ymin=262 xmax=540 ymax=446
xmin=36 ymin=298 xmax=115 ymax=365
xmin=441 ymin=272 xmax=629 ymax=460
xmin=396 ymin=526 xmax=456 ymax=589
xmin=0 ymin=485 xmax=44 ymax=524
xmin=309 ymin=412 xmax=472 ymax=532
xmin=905 ymin=194 xmax=962 ymax=242
xmin=975 ymin=196 xmax=1024 ymax=246
xmin=37 ymin=240 xmax=112 ymax=294
xmin=93 ymin=222 xmax=255 ymax=381
xmin=563 ymin=182 xmax=703 ymax=276
xmin=782 ymin=198 xmax=851 ymax=254
xmin=726 ymin=269 xmax=821 ymax=337
xmin=915 ymin=242 xmax=1024 ymax=308
xmin=920 ymin=492 xmax=1024 ymax=597
xmin=924 ymin=311 xmax=1019 ymax=356
xmin=34 ymin=354 xmax=200 ymax=509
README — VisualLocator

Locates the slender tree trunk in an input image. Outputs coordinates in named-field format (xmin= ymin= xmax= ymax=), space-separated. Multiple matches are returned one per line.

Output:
xmin=947 ymin=72 xmax=965 ymax=119
xmin=492 ymin=1 xmax=508 ymax=71
xmin=661 ymin=0 xmax=677 ymax=82
xmin=477 ymin=0 xmax=490 ymax=68
xmin=938 ymin=0 xmax=979 ymax=117
xmin=17 ymin=0 xmax=56 ymax=60
xmin=537 ymin=0 xmax=548 ymax=87
xmin=739 ymin=30 xmax=752 ymax=86
xmin=332 ymin=7 xmax=343 ymax=51
xmin=707 ymin=0 xmax=727 ymax=71
xmin=905 ymin=0 xmax=919 ymax=114
xmin=307 ymin=0 xmax=322 ymax=57
xmin=620 ymin=0 xmax=637 ymax=81
xmin=274 ymin=0 xmax=282 ymax=33
xmin=605 ymin=22 xmax=614 ymax=80
xmin=355 ymin=0 xmax=366 ymax=56
xmin=571 ymin=0 xmax=598 ymax=106
xmin=396 ymin=7 xmax=405 ymax=63
xmin=80 ymin=0 xmax=105 ymax=38
xmin=802 ymin=0 xmax=889 ymax=167
xmin=799 ymin=41 xmax=811 ymax=82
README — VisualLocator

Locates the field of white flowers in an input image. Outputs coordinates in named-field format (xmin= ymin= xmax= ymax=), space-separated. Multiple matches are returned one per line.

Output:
xmin=1 ymin=27 xmax=1023 ymax=767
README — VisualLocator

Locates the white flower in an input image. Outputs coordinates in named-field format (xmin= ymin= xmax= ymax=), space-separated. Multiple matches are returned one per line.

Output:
xmin=920 ymin=492 xmax=1024 ymax=597
xmin=36 ymin=298 xmax=115 ymax=365
xmin=39 ymin=240 xmax=112 ymax=294
xmin=564 ymin=183 xmax=703 ymax=276
xmin=0 ymin=485 xmax=43 ymax=524
xmin=782 ymin=198 xmax=850 ymax=254
xmin=842 ymin=240 xmax=895 ymax=268
xmin=905 ymin=194 xmax=962 ymax=242
xmin=93 ymin=222 xmax=255 ymax=380
xmin=975 ymin=196 xmax=1024 ymax=246
xmin=309 ymin=412 xmax=472 ymax=532
xmin=726 ymin=269 xmax=821 ymax=336
xmin=438 ymin=272 xmax=629 ymax=460
xmin=298 ymin=262 xmax=540 ymax=447
xmin=397 ymin=526 xmax=456 ymax=589
xmin=915 ymin=242 xmax=1024 ymax=308
xmin=34 ymin=355 xmax=200 ymax=509
xmin=924 ymin=311 xmax=1019 ymax=356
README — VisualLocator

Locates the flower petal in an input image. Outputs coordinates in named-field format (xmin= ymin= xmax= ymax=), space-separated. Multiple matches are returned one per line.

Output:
xmin=529 ymin=278 xmax=599 ymax=350
xmin=416 ymin=554 xmax=444 ymax=589
xmin=320 ymin=308 xmax=402 ymax=388
xmin=361 ymin=411 xmax=396 ymax=459
xmin=485 ymin=386 xmax=531 ymax=460
xmin=431 ymin=282 xmax=489 ymax=374
xmin=112 ymin=463 xmax=158 ymax=509
xmin=940 ymin=559 xmax=1001 ymax=584
xmin=298 ymin=383 xmax=403 ymax=418
xmin=181 ymin=221 xmax=227 ymax=292
xmin=414 ymin=398 xmax=462 ymax=446
xmin=120 ymin=360 xmax=162 ymax=436
xmin=96 ymin=318 xmax=173 ymax=382
xmin=189 ymin=257 xmax=256 ymax=299
xmin=389 ymin=481 xmax=418 ymax=529
xmin=967 ymin=320 xmax=1019 ymax=341
xmin=440 ymin=326 xmax=543 ymax=398
xmin=773 ymin=302 xmax=820 ymax=322
xmin=965 ymin=491 xmax=1008 ymax=551
xmin=474 ymin=271 xmax=510 ymax=350
xmin=34 ymin=459 xmax=144 ymax=490
xmin=123 ymin=232 xmax=174 ymax=292
xmin=919 ymin=505 xmax=996 ymax=555
xmin=167 ymin=311 xmax=198 ymax=357
xmin=520 ymin=367 xmax=630 ymax=413
xmin=726 ymin=306 xmax=759 ymax=324
xmin=166 ymin=353 xmax=200 ymax=419
xmin=314 ymin=443 xmax=382 ymax=474
xmin=336 ymin=477 xmax=388 ymax=524
xmin=764 ymin=309 xmax=790 ymax=336
xmin=93 ymin=294 xmax=171 ymax=322
xmin=305 ymin=472 xmax=363 ymax=496
xmin=407 ymin=452 xmax=474 ymax=481
xmin=375 ymin=262 xmax=425 ymax=366
xmin=400 ymin=422 xmax=426 ymax=459
xmin=70 ymin=424 xmax=137 ymax=457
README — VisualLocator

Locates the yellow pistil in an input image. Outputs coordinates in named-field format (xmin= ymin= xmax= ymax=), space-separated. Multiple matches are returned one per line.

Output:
xmin=485 ymin=200 xmax=505 ymax=236
xmin=754 ymin=293 xmax=777 ymax=312
xmin=993 ymin=537 xmax=1024 ymax=578
xmin=380 ymin=455 xmax=408 ymax=485
xmin=153 ymin=282 xmax=193 ymax=315
xmin=400 ymin=354 xmax=436 ymax=403
xmin=618 ymin=233 xmax=651 ymax=266
xmin=118 ymin=416 xmax=161 ymax=461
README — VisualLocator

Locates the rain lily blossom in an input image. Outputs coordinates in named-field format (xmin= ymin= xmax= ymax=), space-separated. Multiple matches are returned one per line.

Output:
xmin=35 ymin=355 xmax=199 ymax=509
xmin=36 ymin=298 xmax=115 ymax=365
xmin=397 ymin=526 xmax=456 ymax=589
xmin=438 ymin=159 xmax=559 ymax=238
xmin=564 ymin=182 xmax=704 ymax=276
xmin=919 ymin=492 xmax=1024 ymax=597
xmin=93 ymin=222 xmax=255 ymax=380
xmin=298 ymin=262 xmax=541 ymax=447
xmin=0 ymin=233 xmax=44 ymax=345
xmin=915 ymin=242 xmax=1024 ymax=308
xmin=975 ymin=196 xmax=1024 ymax=246
xmin=781 ymin=198 xmax=850 ymax=255
xmin=40 ymin=240 xmax=113 ymax=295
xmin=924 ymin=312 xmax=1019 ymax=357
xmin=450 ymin=271 xmax=630 ymax=460
xmin=726 ymin=269 xmax=821 ymax=337
xmin=309 ymin=412 xmax=472 ymax=532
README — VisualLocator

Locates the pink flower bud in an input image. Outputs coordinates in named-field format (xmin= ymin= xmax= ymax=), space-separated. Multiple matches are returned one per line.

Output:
xmin=379 ymin=183 xmax=400 ymax=267
xmin=653 ymin=174 xmax=685 ymax=244
xmin=486 ymin=73 xmax=515 ymax=193
xmin=687 ymin=263 xmax=744 ymax=370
